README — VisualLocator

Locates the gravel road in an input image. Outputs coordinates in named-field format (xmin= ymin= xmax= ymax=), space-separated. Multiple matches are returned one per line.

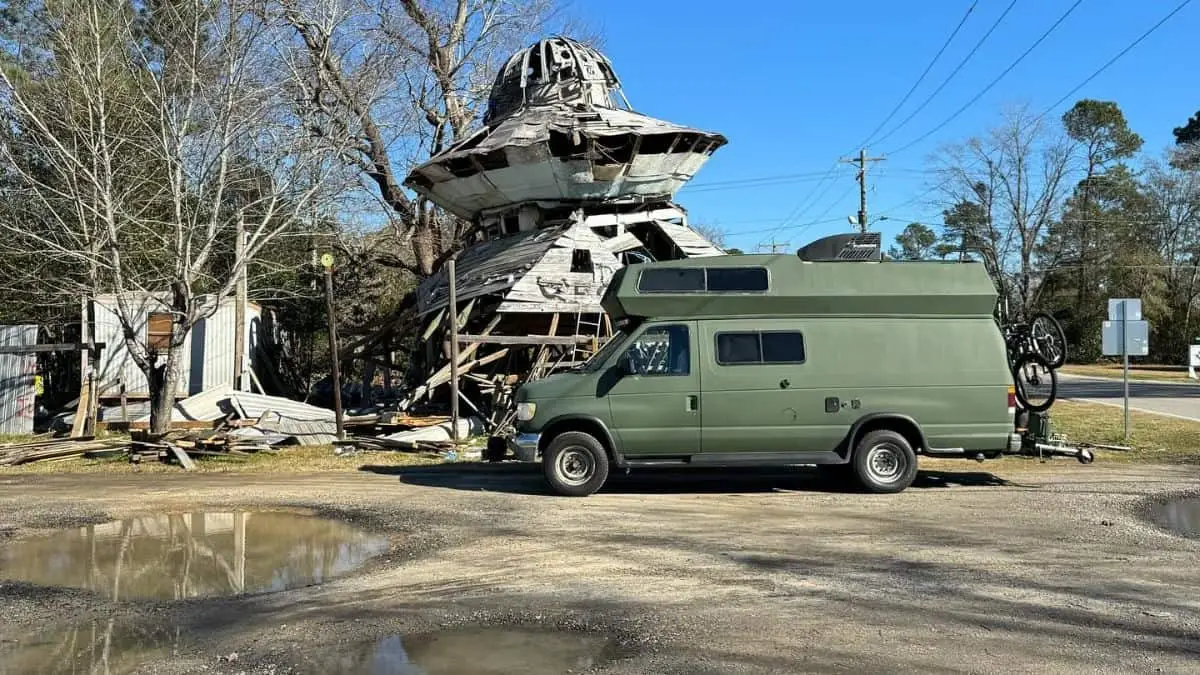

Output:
xmin=1 ymin=460 xmax=1199 ymax=674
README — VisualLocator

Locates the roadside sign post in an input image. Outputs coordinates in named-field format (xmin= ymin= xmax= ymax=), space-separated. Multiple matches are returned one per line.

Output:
xmin=1102 ymin=299 xmax=1148 ymax=441
xmin=1190 ymin=340 xmax=1200 ymax=380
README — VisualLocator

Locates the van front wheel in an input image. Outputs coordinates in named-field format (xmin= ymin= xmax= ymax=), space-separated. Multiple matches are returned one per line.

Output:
xmin=852 ymin=430 xmax=918 ymax=493
xmin=543 ymin=431 xmax=609 ymax=497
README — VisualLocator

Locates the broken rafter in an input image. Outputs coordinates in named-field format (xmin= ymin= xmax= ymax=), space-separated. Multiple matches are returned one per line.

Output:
xmin=453 ymin=334 xmax=590 ymax=346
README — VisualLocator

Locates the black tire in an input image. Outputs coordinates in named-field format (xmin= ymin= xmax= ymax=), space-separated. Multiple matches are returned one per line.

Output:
xmin=851 ymin=429 xmax=919 ymax=494
xmin=1012 ymin=352 xmax=1057 ymax=412
xmin=542 ymin=431 xmax=609 ymax=497
xmin=484 ymin=436 xmax=507 ymax=462
xmin=1029 ymin=312 xmax=1067 ymax=368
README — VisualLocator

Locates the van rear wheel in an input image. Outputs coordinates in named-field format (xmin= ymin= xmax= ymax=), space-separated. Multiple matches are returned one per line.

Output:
xmin=543 ymin=431 xmax=609 ymax=497
xmin=852 ymin=430 xmax=918 ymax=493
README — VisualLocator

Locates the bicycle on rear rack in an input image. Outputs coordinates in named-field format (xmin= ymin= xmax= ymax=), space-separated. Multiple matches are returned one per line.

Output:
xmin=996 ymin=297 xmax=1067 ymax=412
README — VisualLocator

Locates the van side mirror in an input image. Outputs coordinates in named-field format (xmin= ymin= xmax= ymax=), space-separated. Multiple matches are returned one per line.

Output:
xmin=619 ymin=352 xmax=637 ymax=376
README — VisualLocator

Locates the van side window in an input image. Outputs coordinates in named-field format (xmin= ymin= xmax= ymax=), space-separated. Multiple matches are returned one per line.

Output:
xmin=716 ymin=331 xmax=805 ymax=365
xmin=625 ymin=325 xmax=690 ymax=375
xmin=637 ymin=268 xmax=705 ymax=292
xmin=706 ymin=267 xmax=768 ymax=291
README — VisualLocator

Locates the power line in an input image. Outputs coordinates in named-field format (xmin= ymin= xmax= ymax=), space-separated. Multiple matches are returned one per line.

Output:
xmin=872 ymin=0 xmax=1019 ymax=149
xmin=859 ymin=1 xmax=979 ymax=148
xmin=761 ymin=2 xmax=982 ymax=247
xmin=1037 ymin=0 xmax=1195 ymax=118
xmin=875 ymin=0 xmax=1196 ymax=225
xmin=884 ymin=0 xmax=1086 ymax=157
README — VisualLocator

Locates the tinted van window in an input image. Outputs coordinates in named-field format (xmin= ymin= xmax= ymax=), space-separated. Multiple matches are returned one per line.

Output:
xmin=761 ymin=331 xmax=805 ymax=363
xmin=638 ymin=268 xmax=705 ymax=292
xmin=716 ymin=331 xmax=805 ymax=365
xmin=716 ymin=332 xmax=762 ymax=364
xmin=706 ymin=267 xmax=768 ymax=292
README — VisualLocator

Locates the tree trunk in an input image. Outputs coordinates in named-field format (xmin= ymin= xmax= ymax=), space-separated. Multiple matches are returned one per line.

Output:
xmin=148 ymin=336 xmax=183 ymax=435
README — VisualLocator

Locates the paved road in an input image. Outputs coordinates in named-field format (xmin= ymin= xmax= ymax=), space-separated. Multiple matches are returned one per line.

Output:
xmin=1059 ymin=373 xmax=1200 ymax=420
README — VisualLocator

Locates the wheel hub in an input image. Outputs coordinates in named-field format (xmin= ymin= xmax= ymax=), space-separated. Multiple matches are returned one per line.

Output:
xmin=866 ymin=444 xmax=904 ymax=482
xmin=557 ymin=448 xmax=594 ymax=486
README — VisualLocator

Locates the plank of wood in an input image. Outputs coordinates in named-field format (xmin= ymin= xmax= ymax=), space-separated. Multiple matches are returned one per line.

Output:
xmin=0 ymin=342 xmax=107 ymax=354
xmin=167 ymin=445 xmax=197 ymax=471
xmin=70 ymin=376 xmax=91 ymax=439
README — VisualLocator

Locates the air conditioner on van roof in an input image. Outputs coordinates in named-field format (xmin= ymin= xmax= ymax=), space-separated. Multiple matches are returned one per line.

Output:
xmin=796 ymin=232 xmax=882 ymax=262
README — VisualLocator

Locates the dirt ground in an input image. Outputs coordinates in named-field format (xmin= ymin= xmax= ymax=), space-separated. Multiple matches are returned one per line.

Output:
xmin=1 ymin=458 xmax=1199 ymax=674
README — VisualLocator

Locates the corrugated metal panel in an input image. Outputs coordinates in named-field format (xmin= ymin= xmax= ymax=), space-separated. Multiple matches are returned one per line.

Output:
xmin=92 ymin=294 xmax=189 ymax=397
xmin=92 ymin=293 xmax=257 ymax=397
xmin=0 ymin=325 xmax=38 ymax=435
xmin=228 ymin=392 xmax=336 ymax=421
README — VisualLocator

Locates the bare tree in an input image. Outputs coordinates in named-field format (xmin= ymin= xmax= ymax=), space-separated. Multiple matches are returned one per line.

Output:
xmin=278 ymin=0 xmax=595 ymax=276
xmin=1142 ymin=154 xmax=1200 ymax=357
xmin=0 ymin=0 xmax=348 ymax=431
xmin=930 ymin=105 xmax=1076 ymax=316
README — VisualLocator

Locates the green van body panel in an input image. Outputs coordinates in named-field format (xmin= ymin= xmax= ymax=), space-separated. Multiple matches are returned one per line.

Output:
xmin=512 ymin=254 xmax=1015 ymax=466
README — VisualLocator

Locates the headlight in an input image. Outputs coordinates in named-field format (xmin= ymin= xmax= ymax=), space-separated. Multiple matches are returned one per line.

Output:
xmin=516 ymin=402 xmax=537 ymax=421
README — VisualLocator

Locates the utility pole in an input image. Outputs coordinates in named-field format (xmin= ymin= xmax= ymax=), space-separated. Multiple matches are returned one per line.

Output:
xmin=447 ymin=258 xmax=460 ymax=443
xmin=233 ymin=210 xmax=247 ymax=392
xmin=842 ymin=148 xmax=886 ymax=233
xmin=321 ymin=253 xmax=344 ymax=440
xmin=756 ymin=238 xmax=790 ymax=254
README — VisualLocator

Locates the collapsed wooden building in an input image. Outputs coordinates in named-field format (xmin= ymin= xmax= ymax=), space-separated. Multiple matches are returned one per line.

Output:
xmin=394 ymin=36 xmax=729 ymax=433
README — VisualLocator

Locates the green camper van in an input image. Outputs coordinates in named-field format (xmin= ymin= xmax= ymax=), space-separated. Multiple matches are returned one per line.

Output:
xmin=508 ymin=235 xmax=1021 ymax=496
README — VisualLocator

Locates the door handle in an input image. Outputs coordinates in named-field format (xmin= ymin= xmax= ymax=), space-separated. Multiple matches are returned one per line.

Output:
xmin=686 ymin=394 xmax=699 ymax=412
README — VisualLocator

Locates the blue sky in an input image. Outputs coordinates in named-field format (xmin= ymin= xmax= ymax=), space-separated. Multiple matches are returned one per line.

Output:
xmin=577 ymin=0 xmax=1197 ymax=252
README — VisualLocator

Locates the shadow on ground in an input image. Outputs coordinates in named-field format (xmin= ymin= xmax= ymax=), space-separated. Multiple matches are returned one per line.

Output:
xmin=359 ymin=463 xmax=1025 ymax=496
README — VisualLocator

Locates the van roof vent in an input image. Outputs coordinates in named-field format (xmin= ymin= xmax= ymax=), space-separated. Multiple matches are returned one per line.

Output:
xmin=796 ymin=232 xmax=881 ymax=262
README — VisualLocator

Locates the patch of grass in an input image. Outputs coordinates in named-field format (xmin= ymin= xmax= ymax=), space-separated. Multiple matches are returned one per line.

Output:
xmin=1060 ymin=362 xmax=1197 ymax=383
xmin=1048 ymin=400 xmax=1200 ymax=464
xmin=0 ymin=443 xmax=444 ymax=475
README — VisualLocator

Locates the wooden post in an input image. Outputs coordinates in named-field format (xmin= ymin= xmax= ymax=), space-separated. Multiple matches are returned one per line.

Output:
xmin=447 ymin=259 xmax=460 ymax=442
xmin=233 ymin=210 xmax=247 ymax=391
xmin=322 ymin=256 xmax=344 ymax=440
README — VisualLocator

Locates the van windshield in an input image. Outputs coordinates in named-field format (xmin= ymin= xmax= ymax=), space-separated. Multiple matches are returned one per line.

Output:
xmin=578 ymin=326 xmax=633 ymax=373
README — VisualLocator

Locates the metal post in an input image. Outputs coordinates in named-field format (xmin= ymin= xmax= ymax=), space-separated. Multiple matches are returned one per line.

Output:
xmin=447 ymin=259 xmax=460 ymax=443
xmin=323 ymin=263 xmax=344 ymax=440
xmin=1122 ymin=307 xmax=1130 ymax=442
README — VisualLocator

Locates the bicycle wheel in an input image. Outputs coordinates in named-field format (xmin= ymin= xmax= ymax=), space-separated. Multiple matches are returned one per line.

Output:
xmin=1029 ymin=312 xmax=1067 ymax=368
xmin=1012 ymin=352 xmax=1057 ymax=412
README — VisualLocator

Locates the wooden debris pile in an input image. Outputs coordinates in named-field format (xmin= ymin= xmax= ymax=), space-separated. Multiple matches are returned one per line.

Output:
xmin=335 ymin=414 xmax=483 ymax=454
xmin=0 ymin=436 xmax=128 ymax=466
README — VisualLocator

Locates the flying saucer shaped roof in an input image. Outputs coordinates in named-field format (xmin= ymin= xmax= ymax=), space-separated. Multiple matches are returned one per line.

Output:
xmin=485 ymin=36 xmax=624 ymax=125
xmin=404 ymin=106 xmax=727 ymax=220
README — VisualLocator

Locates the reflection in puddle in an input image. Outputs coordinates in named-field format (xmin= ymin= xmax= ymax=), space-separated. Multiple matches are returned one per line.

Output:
xmin=308 ymin=627 xmax=614 ymax=675
xmin=0 ymin=618 xmax=181 ymax=675
xmin=1151 ymin=497 xmax=1200 ymax=538
xmin=0 ymin=511 xmax=389 ymax=600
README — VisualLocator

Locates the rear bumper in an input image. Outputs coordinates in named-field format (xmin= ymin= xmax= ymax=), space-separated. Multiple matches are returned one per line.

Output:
xmin=508 ymin=432 xmax=540 ymax=462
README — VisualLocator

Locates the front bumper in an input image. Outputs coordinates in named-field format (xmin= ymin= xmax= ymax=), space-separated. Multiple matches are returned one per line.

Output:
xmin=507 ymin=432 xmax=541 ymax=462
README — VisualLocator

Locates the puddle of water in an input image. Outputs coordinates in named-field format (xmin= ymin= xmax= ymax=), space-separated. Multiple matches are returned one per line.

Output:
xmin=0 ymin=511 xmax=389 ymax=600
xmin=0 ymin=619 xmax=182 ymax=675
xmin=1151 ymin=497 xmax=1200 ymax=538
xmin=307 ymin=627 xmax=615 ymax=675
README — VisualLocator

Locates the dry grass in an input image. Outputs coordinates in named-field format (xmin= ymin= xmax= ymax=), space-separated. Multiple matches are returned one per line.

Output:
xmin=1048 ymin=399 xmax=1200 ymax=464
xmin=1060 ymin=362 xmax=1197 ymax=383
xmin=0 ymin=442 xmax=446 ymax=475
